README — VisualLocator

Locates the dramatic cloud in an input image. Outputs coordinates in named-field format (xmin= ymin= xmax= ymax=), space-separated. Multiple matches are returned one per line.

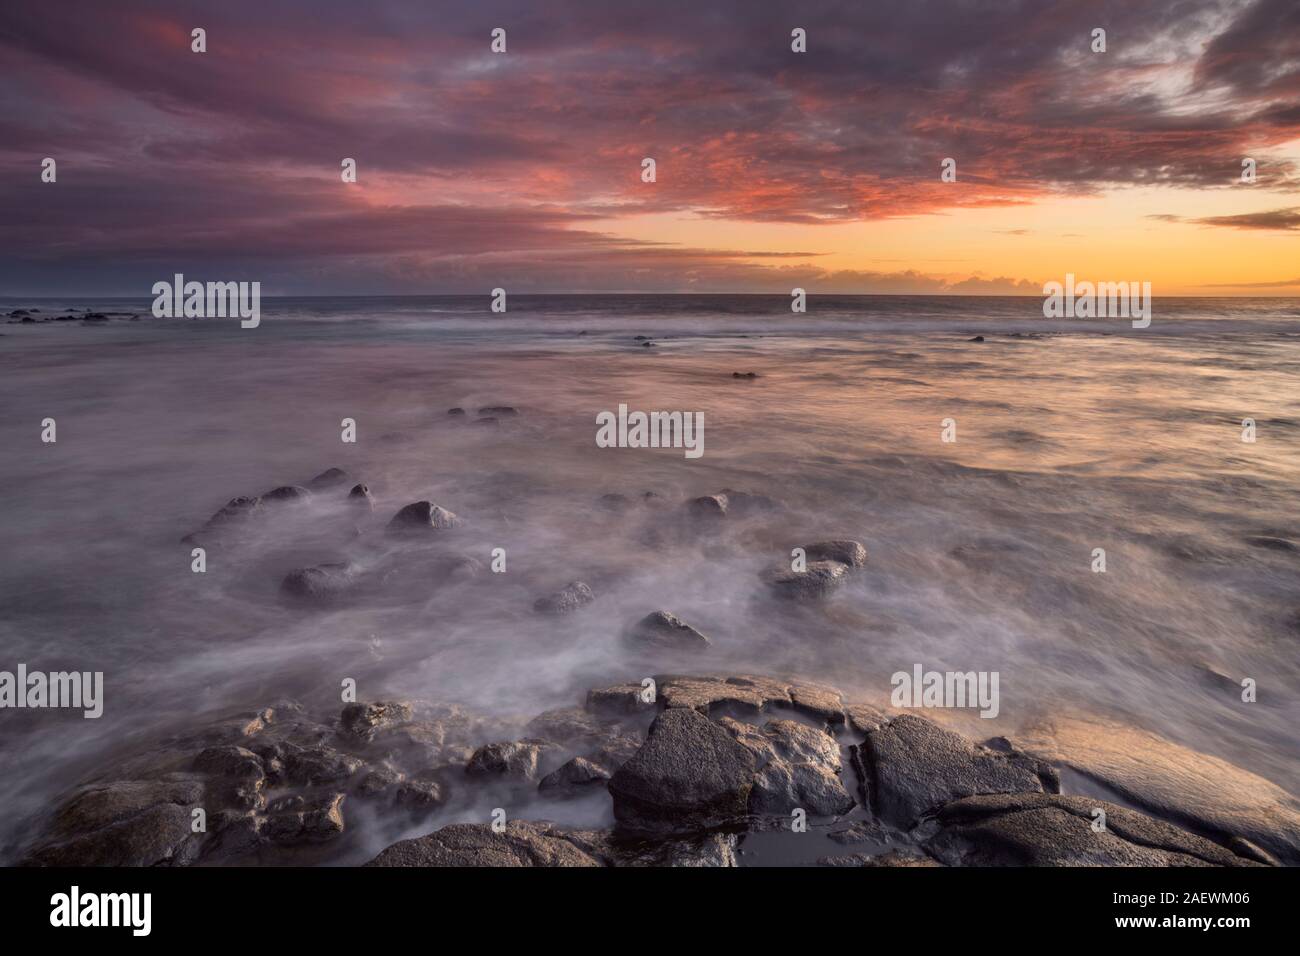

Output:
xmin=1 ymin=0 xmax=1298 ymax=292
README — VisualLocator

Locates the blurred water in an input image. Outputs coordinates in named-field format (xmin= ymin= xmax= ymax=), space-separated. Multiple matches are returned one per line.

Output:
xmin=0 ymin=295 xmax=1297 ymax=861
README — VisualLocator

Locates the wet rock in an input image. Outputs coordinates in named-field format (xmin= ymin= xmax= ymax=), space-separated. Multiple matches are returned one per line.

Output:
xmin=281 ymin=745 xmax=365 ymax=787
xmin=280 ymin=563 xmax=358 ymax=603
xmin=819 ymin=849 xmax=940 ymax=867
xmin=478 ymin=406 xmax=518 ymax=416
xmin=586 ymin=682 xmax=655 ymax=715
xmin=763 ymin=561 xmax=849 ymax=601
xmin=925 ymin=793 xmax=1264 ymax=867
xmin=393 ymin=777 xmax=445 ymax=811
xmin=367 ymin=821 xmax=602 ymax=867
xmin=626 ymin=610 xmax=711 ymax=651
xmin=386 ymin=500 xmax=463 ymax=534
xmin=854 ymin=713 xmax=1055 ymax=828
xmin=193 ymin=746 xmax=263 ymax=781
xmin=533 ymin=581 xmax=594 ymax=614
xmin=969 ymin=335 xmax=985 ymax=342
xmin=732 ymin=371 xmax=759 ymax=379
xmin=266 ymin=792 xmax=346 ymax=845
xmin=357 ymin=767 xmax=405 ymax=796
xmin=688 ymin=494 xmax=728 ymax=519
xmin=1013 ymin=716 xmax=1300 ymax=864
xmin=339 ymin=701 xmax=414 ymax=741
xmin=539 ymin=757 xmax=611 ymax=796
xmin=187 ymin=495 xmax=263 ymax=542
xmin=307 ymin=468 xmax=350 ymax=490
xmin=263 ymin=485 xmax=312 ymax=503
xmin=802 ymin=539 xmax=868 ymax=568
xmin=725 ymin=718 xmax=854 ymax=816
xmin=525 ymin=707 xmax=608 ymax=744
xmin=465 ymin=740 xmax=554 ymax=782
xmin=447 ymin=407 xmax=466 ymax=416
xmin=23 ymin=778 xmax=205 ymax=867
xmin=658 ymin=674 xmax=792 ymax=714
xmin=609 ymin=707 xmax=756 ymax=830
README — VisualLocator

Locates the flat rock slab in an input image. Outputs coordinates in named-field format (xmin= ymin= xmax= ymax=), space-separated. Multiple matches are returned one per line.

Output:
xmin=925 ymin=793 xmax=1265 ymax=867
xmin=1013 ymin=716 xmax=1300 ymax=864
xmin=366 ymin=821 xmax=601 ymax=867
xmin=609 ymin=707 xmax=757 ymax=830
xmin=802 ymin=540 xmax=868 ymax=567
xmin=656 ymin=674 xmax=844 ymax=723
xmin=858 ymin=713 xmax=1055 ymax=827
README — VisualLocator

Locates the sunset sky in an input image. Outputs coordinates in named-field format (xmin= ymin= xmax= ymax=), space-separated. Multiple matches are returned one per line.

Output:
xmin=2 ymin=0 xmax=1298 ymax=295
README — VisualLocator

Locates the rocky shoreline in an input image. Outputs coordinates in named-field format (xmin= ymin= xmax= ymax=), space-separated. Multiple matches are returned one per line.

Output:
xmin=18 ymin=668 xmax=1296 ymax=867
xmin=14 ymin=462 xmax=1299 ymax=867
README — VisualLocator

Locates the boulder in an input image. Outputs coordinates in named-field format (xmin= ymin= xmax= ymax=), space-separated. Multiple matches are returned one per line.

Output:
xmin=724 ymin=718 xmax=854 ymax=816
xmin=280 ymin=563 xmax=358 ymax=602
xmin=533 ymin=581 xmax=595 ymax=614
xmin=307 ymin=468 xmax=350 ymax=490
xmin=347 ymin=483 xmax=373 ymax=510
xmin=763 ymin=561 xmax=849 ymax=600
xmin=338 ymin=701 xmax=414 ymax=741
xmin=465 ymin=740 xmax=554 ymax=782
xmin=802 ymin=539 xmax=868 ymax=567
xmin=366 ymin=821 xmax=601 ymax=867
xmin=855 ymin=713 xmax=1055 ymax=827
xmin=262 ymin=485 xmax=312 ymax=502
xmin=608 ymin=707 xmax=756 ymax=830
xmin=925 ymin=793 xmax=1265 ymax=867
xmin=1012 ymin=716 xmax=1300 ymax=864
xmin=626 ymin=611 xmax=711 ymax=651
xmin=265 ymin=792 xmax=346 ymax=845
xmin=539 ymin=757 xmax=611 ymax=796
xmin=386 ymin=501 xmax=462 ymax=533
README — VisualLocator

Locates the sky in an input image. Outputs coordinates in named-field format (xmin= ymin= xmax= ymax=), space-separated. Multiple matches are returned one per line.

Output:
xmin=2 ymin=0 xmax=1298 ymax=296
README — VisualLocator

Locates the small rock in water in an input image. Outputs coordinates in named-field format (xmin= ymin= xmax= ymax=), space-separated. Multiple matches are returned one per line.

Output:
xmin=533 ymin=581 xmax=595 ymax=614
xmin=386 ymin=500 xmax=463 ymax=534
xmin=447 ymin=407 xmax=466 ymax=416
xmin=339 ymin=701 xmax=414 ymax=741
xmin=539 ymin=757 xmax=611 ymax=796
xmin=626 ymin=610 xmax=711 ymax=651
xmin=478 ymin=405 xmax=518 ymax=416
xmin=802 ymin=539 xmax=868 ymax=567
xmin=688 ymin=494 xmax=728 ymax=519
xmin=763 ymin=561 xmax=849 ymax=600
xmin=969 ymin=335 xmax=985 ymax=342
xmin=280 ymin=563 xmax=358 ymax=603
xmin=347 ymin=483 xmax=373 ymax=510
xmin=465 ymin=740 xmax=553 ymax=781
xmin=732 ymin=371 xmax=759 ymax=379
xmin=306 ymin=468 xmax=350 ymax=490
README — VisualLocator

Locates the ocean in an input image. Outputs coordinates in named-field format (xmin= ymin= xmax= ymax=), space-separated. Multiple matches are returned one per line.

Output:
xmin=1 ymin=294 xmax=1297 ymax=863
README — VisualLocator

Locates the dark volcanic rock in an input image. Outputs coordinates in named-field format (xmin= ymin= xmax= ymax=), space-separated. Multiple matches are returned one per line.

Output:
xmin=339 ymin=701 xmax=414 ymax=741
xmin=609 ymin=707 xmax=757 ymax=830
xmin=23 ymin=778 xmax=205 ymax=867
xmin=725 ymin=717 xmax=854 ymax=816
xmin=465 ymin=740 xmax=554 ymax=782
xmin=855 ymin=713 xmax=1055 ymax=828
xmin=802 ymin=539 xmax=868 ymax=567
xmin=626 ymin=610 xmax=711 ymax=651
xmin=925 ymin=793 xmax=1265 ymax=867
xmin=539 ymin=757 xmax=611 ymax=796
xmin=533 ymin=581 xmax=595 ymax=614
xmin=366 ymin=821 xmax=601 ymax=867
xmin=763 ymin=561 xmax=849 ymax=600
xmin=386 ymin=500 xmax=462 ymax=533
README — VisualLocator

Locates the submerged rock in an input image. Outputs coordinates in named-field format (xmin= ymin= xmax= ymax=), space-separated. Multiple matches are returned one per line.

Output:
xmin=339 ymin=701 xmax=414 ymax=741
xmin=802 ymin=539 xmax=868 ymax=567
xmin=625 ymin=611 xmax=712 ymax=651
xmin=347 ymin=483 xmax=373 ymax=511
xmin=386 ymin=500 xmax=463 ymax=533
xmin=763 ymin=561 xmax=849 ymax=601
xmin=262 ymin=485 xmax=312 ymax=503
xmin=280 ymin=563 xmax=358 ymax=603
xmin=533 ymin=581 xmax=595 ymax=614
xmin=609 ymin=707 xmax=756 ymax=831
xmin=465 ymin=740 xmax=555 ymax=782
xmin=478 ymin=405 xmax=519 ymax=416
xmin=306 ymin=468 xmax=350 ymax=490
